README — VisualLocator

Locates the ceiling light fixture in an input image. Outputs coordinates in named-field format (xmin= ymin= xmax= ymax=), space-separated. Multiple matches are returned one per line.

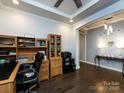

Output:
xmin=104 ymin=23 xmax=113 ymax=35
xmin=104 ymin=17 xmax=113 ymax=35
xmin=104 ymin=23 xmax=108 ymax=30
xmin=12 ymin=0 xmax=19 ymax=5
xmin=70 ymin=19 xmax=73 ymax=23
xmin=109 ymin=24 xmax=113 ymax=33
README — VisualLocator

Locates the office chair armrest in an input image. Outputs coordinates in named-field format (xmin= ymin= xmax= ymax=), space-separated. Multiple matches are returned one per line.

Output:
xmin=72 ymin=63 xmax=76 ymax=66
xmin=21 ymin=63 xmax=33 ymax=69
xmin=18 ymin=68 xmax=35 ymax=74
xmin=16 ymin=68 xmax=38 ymax=85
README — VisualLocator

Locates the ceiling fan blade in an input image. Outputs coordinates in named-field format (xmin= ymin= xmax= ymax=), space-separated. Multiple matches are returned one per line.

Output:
xmin=54 ymin=0 xmax=63 ymax=8
xmin=73 ymin=0 xmax=82 ymax=8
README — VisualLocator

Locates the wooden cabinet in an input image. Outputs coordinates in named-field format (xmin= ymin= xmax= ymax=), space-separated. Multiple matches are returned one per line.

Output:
xmin=48 ymin=34 xmax=62 ymax=78
xmin=50 ymin=57 xmax=62 ymax=78
xmin=39 ymin=59 xmax=49 ymax=81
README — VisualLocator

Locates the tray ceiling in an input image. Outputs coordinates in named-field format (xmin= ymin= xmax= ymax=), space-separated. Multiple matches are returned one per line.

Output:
xmin=34 ymin=0 xmax=92 ymax=15
xmin=0 ymin=0 xmax=120 ymax=24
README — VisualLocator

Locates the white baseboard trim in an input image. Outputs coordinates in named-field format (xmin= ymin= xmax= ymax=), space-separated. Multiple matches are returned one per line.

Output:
xmin=82 ymin=61 xmax=122 ymax=73
xmin=83 ymin=61 xmax=95 ymax=66
xmin=76 ymin=65 xmax=80 ymax=70
xmin=80 ymin=60 xmax=86 ymax=63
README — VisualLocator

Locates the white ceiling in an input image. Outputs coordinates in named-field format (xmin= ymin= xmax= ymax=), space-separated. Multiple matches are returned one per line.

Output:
xmin=0 ymin=0 xmax=120 ymax=24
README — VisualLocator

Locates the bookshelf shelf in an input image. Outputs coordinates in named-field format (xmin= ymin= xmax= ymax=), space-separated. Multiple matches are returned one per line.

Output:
xmin=0 ymin=55 xmax=16 ymax=57
xmin=0 ymin=46 xmax=16 ymax=48
xmin=17 ymin=46 xmax=47 ymax=49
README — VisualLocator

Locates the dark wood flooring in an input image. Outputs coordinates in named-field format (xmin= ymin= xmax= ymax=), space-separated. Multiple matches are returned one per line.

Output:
xmin=37 ymin=63 xmax=124 ymax=93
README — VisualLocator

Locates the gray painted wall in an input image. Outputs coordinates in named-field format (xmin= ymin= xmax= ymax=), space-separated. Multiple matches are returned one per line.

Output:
xmin=87 ymin=20 xmax=124 ymax=71
xmin=0 ymin=6 xmax=75 ymax=58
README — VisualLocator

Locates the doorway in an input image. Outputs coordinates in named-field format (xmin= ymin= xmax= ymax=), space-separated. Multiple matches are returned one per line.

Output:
xmin=79 ymin=30 xmax=86 ymax=64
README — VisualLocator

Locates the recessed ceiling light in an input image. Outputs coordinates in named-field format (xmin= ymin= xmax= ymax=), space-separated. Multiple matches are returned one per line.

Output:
xmin=70 ymin=19 xmax=73 ymax=23
xmin=12 ymin=0 xmax=19 ymax=5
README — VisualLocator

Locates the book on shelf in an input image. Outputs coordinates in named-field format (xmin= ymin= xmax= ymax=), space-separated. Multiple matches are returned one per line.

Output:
xmin=18 ymin=56 xmax=29 ymax=63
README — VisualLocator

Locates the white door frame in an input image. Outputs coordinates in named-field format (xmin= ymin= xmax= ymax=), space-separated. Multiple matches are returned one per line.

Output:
xmin=79 ymin=31 xmax=87 ymax=63
xmin=75 ymin=29 xmax=87 ymax=69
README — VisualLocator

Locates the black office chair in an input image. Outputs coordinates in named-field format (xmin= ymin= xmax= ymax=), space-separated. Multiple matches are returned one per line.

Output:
xmin=16 ymin=52 xmax=44 ymax=93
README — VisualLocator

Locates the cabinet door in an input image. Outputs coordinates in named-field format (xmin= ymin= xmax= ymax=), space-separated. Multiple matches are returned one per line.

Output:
xmin=39 ymin=69 xmax=49 ymax=81
xmin=56 ymin=35 xmax=61 ymax=57
xmin=50 ymin=58 xmax=55 ymax=78
xmin=56 ymin=58 xmax=62 ymax=75
xmin=49 ymin=35 xmax=56 ymax=57
xmin=50 ymin=58 xmax=62 ymax=78
xmin=39 ymin=60 xmax=49 ymax=81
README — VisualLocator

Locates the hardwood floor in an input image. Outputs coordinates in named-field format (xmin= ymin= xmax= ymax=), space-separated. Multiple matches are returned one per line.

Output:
xmin=37 ymin=62 xmax=124 ymax=93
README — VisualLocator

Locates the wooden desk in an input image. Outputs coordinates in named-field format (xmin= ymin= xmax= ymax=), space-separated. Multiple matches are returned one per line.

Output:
xmin=39 ymin=59 xmax=49 ymax=81
xmin=0 ymin=61 xmax=34 ymax=93
xmin=94 ymin=55 xmax=124 ymax=75
xmin=0 ymin=59 xmax=49 ymax=93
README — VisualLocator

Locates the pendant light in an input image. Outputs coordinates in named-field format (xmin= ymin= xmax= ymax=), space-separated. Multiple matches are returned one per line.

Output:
xmin=104 ymin=17 xmax=113 ymax=35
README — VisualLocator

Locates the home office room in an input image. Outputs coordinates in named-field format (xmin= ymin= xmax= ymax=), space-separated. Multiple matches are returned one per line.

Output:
xmin=0 ymin=0 xmax=124 ymax=93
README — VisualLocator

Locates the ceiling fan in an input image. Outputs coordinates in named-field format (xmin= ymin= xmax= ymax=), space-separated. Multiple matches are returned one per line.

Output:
xmin=54 ymin=0 xmax=82 ymax=8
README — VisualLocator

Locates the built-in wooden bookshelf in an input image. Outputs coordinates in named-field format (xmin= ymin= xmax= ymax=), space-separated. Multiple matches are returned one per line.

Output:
xmin=17 ymin=37 xmax=35 ymax=62
xmin=0 ymin=35 xmax=17 ymax=62
xmin=0 ymin=35 xmax=48 ymax=63
xmin=0 ymin=34 xmax=64 ymax=81
xmin=48 ymin=34 xmax=62 ymax=78
xmin=17 ymin=37 xmax=48 ymax=62
xmin=17 ymin=37 xmax=35 ymax=48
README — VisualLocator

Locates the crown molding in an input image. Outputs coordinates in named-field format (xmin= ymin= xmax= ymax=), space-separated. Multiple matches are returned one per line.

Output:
xmin=70 ymin=0 xmax=99 ymax=18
